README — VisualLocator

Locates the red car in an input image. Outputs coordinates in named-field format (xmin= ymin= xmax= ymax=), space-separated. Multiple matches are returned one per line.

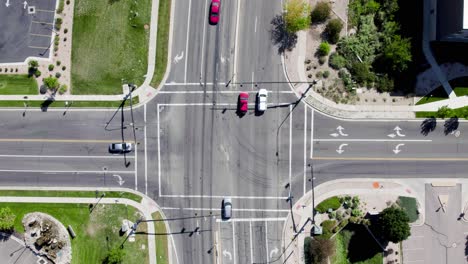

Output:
xmin=209 ymin=0 xmax=221 ymax=25
xmin=238 ymin=92 xmax=249 ymax=114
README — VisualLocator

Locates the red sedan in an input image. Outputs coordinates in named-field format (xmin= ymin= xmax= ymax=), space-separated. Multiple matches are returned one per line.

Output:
xmin=209 ymin=0 xmax=221 ymax=25
xmin=238 ymin=92 xmax=249 ymax=114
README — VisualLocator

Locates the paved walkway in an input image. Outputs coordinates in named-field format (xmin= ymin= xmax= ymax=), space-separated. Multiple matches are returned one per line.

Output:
xmin=0 ymin=186 xmax=172 ymax=264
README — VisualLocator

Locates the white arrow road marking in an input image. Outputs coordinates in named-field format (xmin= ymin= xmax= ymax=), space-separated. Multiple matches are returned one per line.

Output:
xmin=336 ymin=143 xmax=348 ymax=154
xmin=23 ymin=1 xmax=27 ymax=8
xmin=387 ymin=133 xmax=396 ymax=138
xmin=451 ymin=130 xmax=461 ymax=137
xmin=394 ymin=126 xmax=405 ymax=137
xmin=337 ymin=126 xmax=348 ymax=136
xmin=173 ymin=51 xmax=184 ymax=63
xmin=330 ymin=133 xmax=339 ymax=137
xmin=6 ymin=0 xmax=10 ymax=7
xmin=223 ymin=250 xmax=232 ymax=261
xmin=270 ymin=247 xmax=279 ymax=258
xmin=113 ymin=174 xmax=125 ymax=186
xmin=393 ymin=143 xmax=405 ymax=154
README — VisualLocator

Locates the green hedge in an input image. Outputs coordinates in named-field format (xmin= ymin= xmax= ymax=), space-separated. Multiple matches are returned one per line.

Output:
xmin=316 ymin=196 xmax=341 ymax=213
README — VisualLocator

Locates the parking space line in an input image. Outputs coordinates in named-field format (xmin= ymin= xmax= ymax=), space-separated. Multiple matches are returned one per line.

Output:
xmin=217 ymin=217 xmax=286 ymax=223
xmin=28 ymin=46 xmax=49 ymax=49
xmin=249 ymin=221 xmax=253 ymax=264
xmin=35 ymin=9 xmax=55 ymax=12
xmin=29 ymin=33 xmax=51 ymax=37
xmin=31 ymin=21 xmax=54 ymax=25
xmin=232 ymin=221 xmax=237 ymax=264
xmin=303 ymin=106 xmax=307 ymax=196
xmin=265 ymin=220 xmax=269 ymax=263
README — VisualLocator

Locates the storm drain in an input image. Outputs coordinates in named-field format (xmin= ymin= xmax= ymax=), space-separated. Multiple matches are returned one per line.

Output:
xmin=28 ymin=6 xmax=36 ymax=14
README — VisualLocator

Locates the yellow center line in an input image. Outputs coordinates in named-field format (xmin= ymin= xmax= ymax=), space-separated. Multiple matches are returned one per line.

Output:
xmin=0 ymin=139 xmax=134 ymax=143
xmin=314 ymin=156 xmax=468 ymax=161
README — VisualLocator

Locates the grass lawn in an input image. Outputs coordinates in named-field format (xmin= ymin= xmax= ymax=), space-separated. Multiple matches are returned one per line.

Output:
xmin=316 ymin=196 xmax=341 ymax=213
xmin=151 ymin=0 xmax=171 ymax=88
xmin=415 ymin=104 xmax=468 ymax=119
xmin=72 ymin=0 xmax=151 ymax=94
xmin=397 ymin=196 xmax=418 ymax=222
xmin=0 ymin=96 xmax=138 ymax=108
xmin=2 ymin=202 xmax=149 ymax=264
xmin=0 ymin=190 xmax=142 ymax=203
xmin=331 ymin=224 xmax=383 ymax=264
xmin=0 ymin=75 xmax=38 ymax=95
xmin=416 ymin=87 xmax=468 ymax=105
xmin=152 ymin=212 xmax=169 ymax=264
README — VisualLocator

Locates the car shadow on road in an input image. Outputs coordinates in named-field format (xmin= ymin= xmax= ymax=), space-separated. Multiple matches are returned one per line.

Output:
xmin=420 ymin=117 xmax=436 ymax=136
xmin=444 ymin=117 xmax=459 ymax=135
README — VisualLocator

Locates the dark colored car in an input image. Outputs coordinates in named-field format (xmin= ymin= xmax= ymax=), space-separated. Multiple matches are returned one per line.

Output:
xmin=238 ymin=92 xmax=249 ymax=114
xmin=209 ymin=0 xmax=221 ymax=25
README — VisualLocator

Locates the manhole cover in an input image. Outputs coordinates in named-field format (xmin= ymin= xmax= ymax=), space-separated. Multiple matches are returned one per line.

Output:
xmin=452 ymin=242 xmax=457 ymax=248
xmin=28 ymin=6 xmax=36 ymax=14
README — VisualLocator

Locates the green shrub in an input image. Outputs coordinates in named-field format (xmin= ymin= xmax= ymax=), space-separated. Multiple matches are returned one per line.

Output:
xmin=55 ymin=18 xmax=62 ymax=30
xmin=351 ymin=209 xmax=362 ymax=217
xmin=34 ymin=70 xmax=42 ymax=78
xmin=376 ymin=74 xmax=394 ymax=92
xmin=311 ymin=2 xmax=331 ymax=23
xmin=316 ymin=196 xmax=341 ymax=213
xmin=58 ymin=84 xmax=68 ymax=95
xmin=318 ymin=56 xmax=327 ymax=65
xmin=328 ymin=211 xmax=337 ymax=219
xmin=329 ymin=52 xmax=346 ymax=70
xmin=56 ymin=61 xmax=61 ymax=66
xmin=325 ymin=18 xmax=343 ymax=44
xmin=350 ymin=62 xmax=374 ymax=86
xmin=48 ymin=64 xmax=54 ymax=71
xmin=44 ymin=76 xmax=60 ymax=89
xmin=57 ymin=0 xmax=64 ymax=14
xmin=318 ymin=42 xmax=331 ymax=56
xmin=436 ymin=106 xmax=453 ymax=118
xmin=0 ymin=207 xmax=15 ymax=231
xmin=316 ymin=71 xmax=323 ymax=78
xmin=62 ymin=66 xmax=67 ymax=71
xmin=323 ymin=70 xmax=330 ymax=78
xmin=55 ymin=72 xmax=61 ymax=78
xmin=338 ymin=219 xmax=348 ymax=229
xmin=397 ymin=196 xmax=418 ymax=222
xmin=349 ymin=216 xmax=360 ymax=224
xmin=320 ymin=219 xmax=337 ymax=239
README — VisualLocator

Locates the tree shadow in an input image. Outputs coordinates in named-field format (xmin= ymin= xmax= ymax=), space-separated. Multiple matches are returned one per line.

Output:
xmin=444 ymin=117 xmax=459 ymax=135
xmin=346 ymin=224 xmax=382 ymax=263
xmin=420 ymin=117 xmax=436 ymax=136
xmin=270 ymin=15 xmax=298 ymax=54
xmin=40 ymin=98 xmax=55 ymax=112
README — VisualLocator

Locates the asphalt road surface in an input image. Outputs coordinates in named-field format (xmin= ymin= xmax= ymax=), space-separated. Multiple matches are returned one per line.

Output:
xmin=1 ymin=0 xmax=468 ymax=263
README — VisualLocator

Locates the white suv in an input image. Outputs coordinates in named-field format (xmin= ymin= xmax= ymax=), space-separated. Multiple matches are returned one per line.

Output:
xmin=257 ymin=89 xmax=268 ymax=112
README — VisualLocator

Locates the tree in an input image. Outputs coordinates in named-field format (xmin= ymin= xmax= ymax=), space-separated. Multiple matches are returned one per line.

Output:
xmin=44 ymin=77 xmax=60 ymax=89
xmin=270 ymin=15 xmax=298 ymax=53
xmin=329 ymin=52 xmax=347 ymax=69
xmin=382 ymin=35 xmax=412 ymax=72
xmin=0 ymin=207 xmax=15 ymax=231
xmin=283 ymin=0 xmax=311 ymax=33
xmin=311 ymin=1 xmax=331 ymax=24
xmin=349 ymin=62 xmax=375 ymax=86
xmin=325 ymin=19 xmax=343 ymax=44
xmin=28 ymin=60 xmax=39 ymax=69
xmin=317 ymin=42 xmax=330 ymax=56
xmin=104 ymin=247 xmax=125 ymax=264
xmin=304 ymin=237 xmax=336 ymax=264
xmin=379 ymin=206 xmax=411 ymax=243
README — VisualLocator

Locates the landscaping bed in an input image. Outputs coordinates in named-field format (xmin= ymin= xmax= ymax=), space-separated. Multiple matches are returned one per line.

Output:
xmin=71 ymin=0 xmax=151 ymax=94
xmin=0 ymin=190 xmax=142 ymax=203
xmin=150 ymin=0 xmax=171 ymax=88
xmin=0 ymin=97 xmax=138 ymax=108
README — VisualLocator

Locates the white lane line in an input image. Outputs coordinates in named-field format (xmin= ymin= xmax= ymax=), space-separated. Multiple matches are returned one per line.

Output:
xmin=157 ymin=104 xmax=162 ymax=197
xmin=184 ymin=0 xmax=193 ymax=83
xmin=233 ymin=0 xmax=241 ymax=83
xmin=217 ymin=217 xmax=287 ymax=223
xmin=29 ymin=33 xmax=51 ymax=37
xmin=31 ymin=21 xmax=53 ymax=25
xmin=160 ymin=207 xmax=290 ymax=213
xmin=0 ymin=169 xmax=134 ymax=174
xmin=158 ymin=90 xmax=293 ymax=94
xmin=314 ymin=139 xmax=432 ymax=142
xmin=232 ymin=221 xmax=237 ymax=264
xmin=35 ymin=9 xmax=55 ymax=12
xmin=249 ymin=221 xmax=254 ymax=263
xmin=303 ymin=106 xmax=307 ymax=196
xmin=158 ymin=102 xmax=291 ymax=106
xmin=28 ymin=46 xmax=50 ymax=49
xmin=165 ymin=82 xmax=226 ymax=86
xmin=310 ymin=108 xmax=314 ymax=159
xmin=289 ymin=104 xmax=292 ymax=196
xmin=135 ymin=143 xmax=138 ymax=191
xmin=251 ymin=72 xmax=255 ymax=90
xmin=0 ymin=155 xmax=134 ymax=159
xmin=161 ymin=194 xmax=289 ymax=199
xmin=144 ymin=104 xmax=148 ymax=195
xmin=265 ymin=220 xmax=269 ymax=263
xmin=254 ymin=16 xmax=257 ymax=33
xmin=170 ymin=234 xmax=181 ymax=264
xmin=200 ymin=0 xmax=209 ymax=80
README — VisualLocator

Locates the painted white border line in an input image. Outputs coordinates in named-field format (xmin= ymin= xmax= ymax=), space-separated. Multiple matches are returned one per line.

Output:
xmin=265 ymin=220 xmax=269 ymax=263
xmin=144 ymin=104 xmax=148 ymax=195
xmin=161 ymin=207 xmax=290 ymax=213
xmin=134 ymin=144 xmax=138 ymax=191
xmin=249 ymin=221 xmax=254 ymax=263
xmin=303 ymin=106 xmax=307 ymax=196
xmin=184 ymin=0 xmax=192 ymax=83
xmin=0 ymin=155 xmax=135 ymax=159
xmin=314 ymin=139 xmax=432 ymax=142
xmin=165 ymin=82 xmax=227 ymax=86
xmin=0 ymin=169 xmax=134 ymax=174
xmin=288 ymin=104 xmax=292 ymax=197
xmin=217 ymin=217 xmax=287 ymax=223
xmin=158 ymin=104 xmax=162 ymax=197
xmin=232 ymin=221 xmax=237 ymax=264
xmin=160 ymin=194 xmax=288 ymax=200
xmin=158 ymin=90 xmax=293 ymax=94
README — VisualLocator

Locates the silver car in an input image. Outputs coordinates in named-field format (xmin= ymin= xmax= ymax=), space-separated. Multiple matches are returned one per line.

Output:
xmin=108 ymin=142 xmax=133 ymax=154
xmin=222 ymin=198 xmax=232 ymax=220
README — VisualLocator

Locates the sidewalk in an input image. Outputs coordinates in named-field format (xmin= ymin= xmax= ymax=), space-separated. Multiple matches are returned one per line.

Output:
xmin=0 ymin=186 xmax=172 ymax=264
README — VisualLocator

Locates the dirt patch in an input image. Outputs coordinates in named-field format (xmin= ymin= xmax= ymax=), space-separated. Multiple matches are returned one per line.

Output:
xmin=144 ymin=24 xmax=150 ymax=30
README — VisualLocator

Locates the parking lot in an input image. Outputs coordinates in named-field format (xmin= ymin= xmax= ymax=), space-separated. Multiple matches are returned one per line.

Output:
xmin=0 ymin=0 xmax=57 ymax=63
